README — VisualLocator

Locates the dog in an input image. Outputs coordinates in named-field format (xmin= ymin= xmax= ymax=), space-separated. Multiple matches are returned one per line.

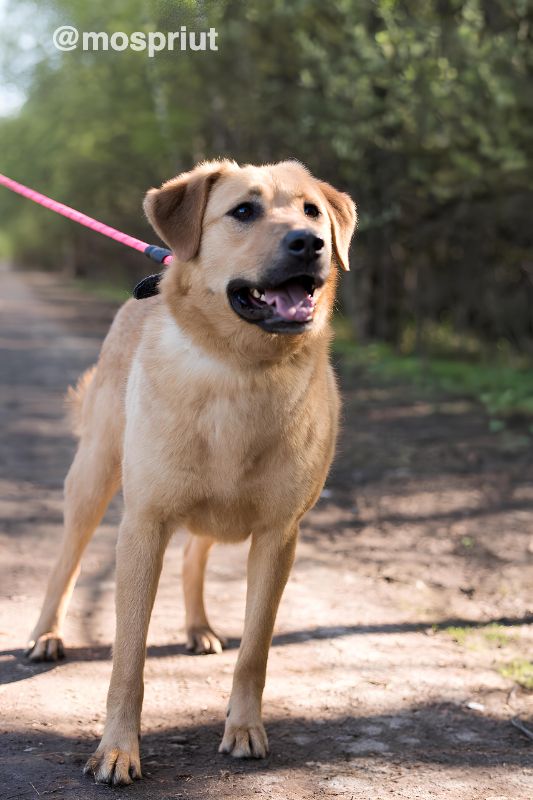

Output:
xmin=25 ymin=159 xmax=357 ymax=785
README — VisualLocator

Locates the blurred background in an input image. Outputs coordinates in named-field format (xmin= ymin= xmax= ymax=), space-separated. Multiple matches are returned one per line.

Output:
xmin=1 ymin=6 xmax=533 ymax=794
xmin=1 ymin=0 xmax=532 ymax=412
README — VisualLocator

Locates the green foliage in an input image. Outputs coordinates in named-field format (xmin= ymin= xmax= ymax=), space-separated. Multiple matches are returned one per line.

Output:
xmin=482 ymin=624 xmax=514 ymax=648
xmin=444 ymin=623 xmax=516 ymax=650
xmin=445 ymin=625 xmax=472 ymax=646
xmin=0 ymin=0 xmax=532 ymax=352
xmin=335 ymin=332 xmax=533 ymax=416
xmin=499 ymin=659 xmax=533 ymax=690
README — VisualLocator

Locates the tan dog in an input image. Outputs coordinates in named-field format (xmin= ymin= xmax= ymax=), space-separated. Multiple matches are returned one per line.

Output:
xmin=25 ymin=159 xmax=356 ymax=785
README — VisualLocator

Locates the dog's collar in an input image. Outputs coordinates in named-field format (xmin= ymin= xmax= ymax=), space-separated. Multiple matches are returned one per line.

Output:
xmin=133 ymin=272 xmax=163 ymax=299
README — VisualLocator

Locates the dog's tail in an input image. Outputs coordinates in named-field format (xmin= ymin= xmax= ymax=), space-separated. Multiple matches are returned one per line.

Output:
xmin=65 ymin=365 xmax=97 ymax=438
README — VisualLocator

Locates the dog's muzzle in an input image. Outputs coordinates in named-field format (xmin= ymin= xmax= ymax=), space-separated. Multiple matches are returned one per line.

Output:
xmin=227 ymin=229 xmax=329 ymax=334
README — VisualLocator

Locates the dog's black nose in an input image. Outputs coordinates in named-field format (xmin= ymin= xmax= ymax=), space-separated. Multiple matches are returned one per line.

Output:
xmin=284 ymin=230 xmax=324 ymax=262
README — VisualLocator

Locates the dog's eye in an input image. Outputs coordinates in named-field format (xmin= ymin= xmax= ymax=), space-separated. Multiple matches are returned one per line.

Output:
xmin=304 ymin=202 xmax=320 ymax=219
xmin=229 ymin=202 xmax=259 ymax=223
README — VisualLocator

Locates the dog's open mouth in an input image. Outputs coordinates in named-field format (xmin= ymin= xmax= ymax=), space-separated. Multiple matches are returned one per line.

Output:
xmin=227 ymin=275 xmax=322 ymax=334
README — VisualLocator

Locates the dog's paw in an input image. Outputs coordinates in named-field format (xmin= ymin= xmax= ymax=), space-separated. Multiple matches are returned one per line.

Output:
xmin=219 ymin=718 xmax=268 ymax=758
xmin=84 ymin=742 xmax=141 ymax=785
xmin=186 ymin=625 xmax=227 ymax=655
xmin=25 ymin=633 xmax=65 ymax=662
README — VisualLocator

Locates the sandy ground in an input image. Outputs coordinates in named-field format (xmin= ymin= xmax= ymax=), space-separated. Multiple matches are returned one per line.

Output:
xmin=0 ymin=264 xmax=532 ymax=800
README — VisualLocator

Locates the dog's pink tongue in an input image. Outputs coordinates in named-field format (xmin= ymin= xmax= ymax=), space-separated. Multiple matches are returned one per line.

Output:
xmin=264 ymin=281 xmax=315 ymax=322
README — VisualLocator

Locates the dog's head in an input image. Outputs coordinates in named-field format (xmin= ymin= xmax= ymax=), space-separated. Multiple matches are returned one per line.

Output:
xmin=144 ymin=160 xmax=356 ymax=358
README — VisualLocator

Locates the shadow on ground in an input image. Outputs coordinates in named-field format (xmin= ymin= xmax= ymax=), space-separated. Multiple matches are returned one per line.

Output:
xmin=2 ymin=613 xmax=533 ymax=687
xmin=1 ymin=704 xmax=531 ymax=800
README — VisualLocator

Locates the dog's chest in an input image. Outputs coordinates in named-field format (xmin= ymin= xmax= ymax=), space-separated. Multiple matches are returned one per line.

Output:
xmin=128 ymin=320 xmax=326 ymax=537
xmin=168 ymin=385 xmax=291 ymax=539
xmin=131 ymin=357 xmax=287 ymax=493
xmin=190 ymin=384 xmax=279 ymax=493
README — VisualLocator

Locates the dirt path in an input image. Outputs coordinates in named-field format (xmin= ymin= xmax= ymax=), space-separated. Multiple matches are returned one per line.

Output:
xmin=0 ymin=264 xmax=532 ymax=800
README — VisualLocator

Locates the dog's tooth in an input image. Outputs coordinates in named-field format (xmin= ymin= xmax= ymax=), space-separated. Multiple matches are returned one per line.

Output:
xmin=259 ymin=293 xmax=266 ymax=302
xmin=251 ymin=288 xmax=261 ymax=299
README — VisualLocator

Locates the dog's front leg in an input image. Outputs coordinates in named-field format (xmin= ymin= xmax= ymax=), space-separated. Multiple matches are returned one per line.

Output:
xmin=84 ymin=512 xmax=171 ymax=785
xmin=183 ymin=533 xmax=227 ymax=654
xmin=219 ymin=526 xmax=297 ymax=758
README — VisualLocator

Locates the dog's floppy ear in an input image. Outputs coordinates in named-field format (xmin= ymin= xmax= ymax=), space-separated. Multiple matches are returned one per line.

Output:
xmin=143 ymin=161 xmax=226 ymax=262
xmin=318 ymin=181 xmax=357 ymax=272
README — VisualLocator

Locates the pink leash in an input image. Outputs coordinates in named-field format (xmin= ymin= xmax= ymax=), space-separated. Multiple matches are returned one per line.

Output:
xmin=0 ymin=172 xmax=172 ymax=297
